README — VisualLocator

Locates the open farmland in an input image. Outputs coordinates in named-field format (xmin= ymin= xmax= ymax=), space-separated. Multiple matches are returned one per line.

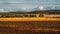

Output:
xmin=0 ymin=10 xmax=60 ymax=34
xmin=0 ymin=21 xmax=60 ymax=34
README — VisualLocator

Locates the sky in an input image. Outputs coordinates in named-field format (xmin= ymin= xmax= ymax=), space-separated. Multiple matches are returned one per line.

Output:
xmin=0 ymin=0 xmax=60 ymax=12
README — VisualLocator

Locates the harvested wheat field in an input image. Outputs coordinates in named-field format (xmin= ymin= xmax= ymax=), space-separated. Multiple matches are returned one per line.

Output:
xmin=0 ymin=21 xmax=60 ymax=34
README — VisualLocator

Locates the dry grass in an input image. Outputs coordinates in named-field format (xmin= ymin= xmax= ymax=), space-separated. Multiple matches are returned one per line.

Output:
xmin=0 ymin=17 xmax=60 ymax=21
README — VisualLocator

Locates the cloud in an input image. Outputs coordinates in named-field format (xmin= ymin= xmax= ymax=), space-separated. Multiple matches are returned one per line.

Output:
xmin=0 ymin=0 xmax=60 ymax=12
